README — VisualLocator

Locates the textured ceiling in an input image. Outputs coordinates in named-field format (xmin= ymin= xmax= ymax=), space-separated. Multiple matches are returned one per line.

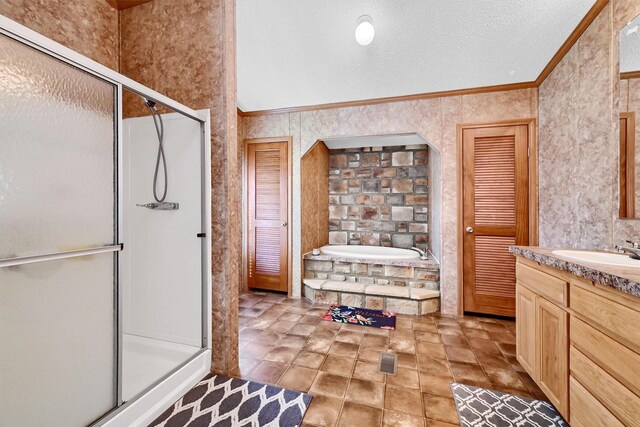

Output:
xmin=237 ymin=0 xmax=596 ymax=112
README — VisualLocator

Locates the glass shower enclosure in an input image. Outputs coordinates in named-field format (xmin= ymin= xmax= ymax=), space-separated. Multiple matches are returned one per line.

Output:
xmin=0 ymin=17 xmax=211 ymax=427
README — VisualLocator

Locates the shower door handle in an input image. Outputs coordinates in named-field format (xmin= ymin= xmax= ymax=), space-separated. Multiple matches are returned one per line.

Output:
xmin=281 ymin=222 xmax=288 ymax=228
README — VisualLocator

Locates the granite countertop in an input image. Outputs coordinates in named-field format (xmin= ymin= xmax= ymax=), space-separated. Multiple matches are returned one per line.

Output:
xmin=302 ymin=252 xmax=439 ymax=268
xmin=510 ymin=246 xmax=640 ymax=298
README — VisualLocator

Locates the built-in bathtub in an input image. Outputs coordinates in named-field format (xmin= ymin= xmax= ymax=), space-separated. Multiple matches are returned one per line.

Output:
xmin=320 ymin=245 xmax=420 ymax=260
xmin=303 ymin=245 xmax=440 ymax=315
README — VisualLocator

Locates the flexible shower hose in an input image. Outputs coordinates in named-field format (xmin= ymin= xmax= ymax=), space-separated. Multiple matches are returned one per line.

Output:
xmin=145 ymin=103 xmax=168 ymax=202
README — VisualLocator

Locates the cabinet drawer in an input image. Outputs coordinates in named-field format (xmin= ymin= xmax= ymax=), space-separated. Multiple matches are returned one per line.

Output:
xmin=570 ymin=347 xmax=640 ymax=427
xmin=516 ymin=262 xmax=566 ymax=305
xmin=570 ymin=377 xmax=624 ymax=427
xmin=570 ymin=283 xmax=640 ymax=353
xmin=571 ymin=316 xmax=640 ymax=397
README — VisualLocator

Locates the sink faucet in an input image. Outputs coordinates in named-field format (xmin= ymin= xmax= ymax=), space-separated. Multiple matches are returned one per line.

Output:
xmin=614 ymin=240 xmax=640 ymax=260
xmin=410 ymin=247 xmax=428 ymax=260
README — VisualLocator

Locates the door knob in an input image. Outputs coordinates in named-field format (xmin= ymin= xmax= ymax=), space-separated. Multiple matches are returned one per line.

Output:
xmin=281 ymin=222 xmax=288 ymax=227
xmin=465 ymin=226 xmax=474 ymax=233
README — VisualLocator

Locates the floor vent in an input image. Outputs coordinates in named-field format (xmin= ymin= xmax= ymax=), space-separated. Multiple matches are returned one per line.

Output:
xmin=379 ymin=352 xmax=397 ymax=375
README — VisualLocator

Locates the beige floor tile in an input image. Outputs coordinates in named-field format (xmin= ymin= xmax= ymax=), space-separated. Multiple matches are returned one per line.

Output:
xmin=384 ymin=385 xmax=423 ymax=416
xmin=299 ymin=315 xmax=323 ymax=326
xmin=353 ymin=360 xmax=386 ymax=383
xmin=386 ymin=367 xmax=420 ymax=389
xmin=444 ymin=346 xmax=477 ymax=364
xmin=396 ymin=352 xmax=417 ymax=369
xmin=231 ymin=358 xmax=261 ymax=378
xmin=304 ymin=338 xmax=335 ymax=354
xmin=359 ymin=347 xmax=384 ymax=363
xmin=303 ymin=394 xmax=343 ymax=427
xmin=338 ymin=402 xmax=382 ymax=427
xmin=416 ymin=355 xmax=451 ymax=375
xmin=278 ymin=334 xmax=308 ymax=348
xmin=345 ymin=378 xmax=385 ymax=408
xmin=468 ymin=338 xmax=501 ymax=354
xmin=294 ymin=351 xmax=327 ymax=369
xmin=335 ymin=330 xmax=364 ymax=344
xmin=382 ymin=410 xmax=426 ymax=427
xmin=415 ymin=342 xmax=446 ymax=359
xmin=321 ymin=354 xmax=356 ymax=377
xmin=240 ymin=342 xmax=275 ymax=359
xmin=277 ymin=365 xmax=318 ymax=392
xmin=414 ymin=331 xmax=441 ymax=343
xmin=267 ymin=320 xmax=296 ymax=334
xmin=264 ymin=346 xmax=300 ymax=364
xmin=449 ymin=362 xmax=488 ymax=383
xmin=462 ymin=328 xmax=491 ymax=340
xmin=418 ymin=372 xmax=453 ymax=397
xmin=489 ymin=331 xmax=516 ymax=345
xmin=329 ymin=341 xmax=360 ymax=358
xmin=312 ymin=328 xmax=340 ymax=340
xmin=440 ymin=334 xmax=469 ymax=347
xmin=310 ymin=372 xmax=351 ymax=398
xmin=290 ymin=324 xmax=320 ymax=337
xmin=422 ymin=394 xmax=458 ymax=424
xmin=361 ymin=334 xmax=389 ymax=349
xmin=389 ymin=337 xmax=416 ymax=353
xmin=279 ymin=313 xmax=304 ymax=322
xmin=483 ymin=366 xmax=528 ymax=390
xmin=249 ymin=361 xmax=288 ymax=385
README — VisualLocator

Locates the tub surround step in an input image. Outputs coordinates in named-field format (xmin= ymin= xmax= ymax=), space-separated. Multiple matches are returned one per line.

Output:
xmin=303 ymin=279 xmax=440 ymax=315
xmin=303 ymin=279 xmax=325 ymax=290
xmin=365 ymin=284 xmax=410 ymax=298
xmin=322 ymin=281 xmax=366 ymax=293
xmin=409 ymin=288 xmax=440 ymax=300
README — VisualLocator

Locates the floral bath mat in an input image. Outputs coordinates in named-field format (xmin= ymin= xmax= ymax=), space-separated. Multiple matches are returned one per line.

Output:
xmin=321 ymin=305 xmax=396 ymax=330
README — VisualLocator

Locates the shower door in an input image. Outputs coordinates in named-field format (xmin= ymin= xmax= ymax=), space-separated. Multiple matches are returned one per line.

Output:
xmin=0 ymin=33 xmax=119 ymax=426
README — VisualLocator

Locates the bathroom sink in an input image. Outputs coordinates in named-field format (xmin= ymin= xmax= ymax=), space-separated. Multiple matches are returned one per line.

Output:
xmin=552 ymin=250 xmax=640 ymax=268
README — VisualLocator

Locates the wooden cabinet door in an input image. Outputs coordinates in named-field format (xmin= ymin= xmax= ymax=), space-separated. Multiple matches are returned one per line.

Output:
xmin=516 ymin=283 xmax=536 ymax=379
xmin=537 ymin=297 xmax=569 ymax=419
xmin=246 ymin=141 xmax=289 ymax=292
xmin=462 ymin=124 xmax=529 ymax=316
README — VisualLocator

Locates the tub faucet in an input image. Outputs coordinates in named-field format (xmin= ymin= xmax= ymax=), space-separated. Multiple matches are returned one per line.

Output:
xmin=410 ymin=247 xmax=428 ymax=260
xmin=615 ymin=240 xmax=640 ymax=260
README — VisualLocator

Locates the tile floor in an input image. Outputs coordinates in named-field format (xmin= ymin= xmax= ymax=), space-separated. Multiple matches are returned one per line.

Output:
xmin=233 ymin=291 xmax=547 ymax=427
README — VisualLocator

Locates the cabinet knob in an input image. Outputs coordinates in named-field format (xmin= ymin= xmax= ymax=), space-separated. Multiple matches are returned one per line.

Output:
xmin=465 ymin=226 xmax=474 ymax=233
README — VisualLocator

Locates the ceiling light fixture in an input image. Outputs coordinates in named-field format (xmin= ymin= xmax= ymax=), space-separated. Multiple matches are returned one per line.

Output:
xmin=355 ymin=15 xmax=375 ymax=46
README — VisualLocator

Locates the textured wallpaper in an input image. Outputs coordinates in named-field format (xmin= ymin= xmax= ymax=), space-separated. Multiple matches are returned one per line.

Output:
xmin=539 ymin=0 xmax=640 ymax=249
xmin=0 ymin=0 xmax=119 ymax=71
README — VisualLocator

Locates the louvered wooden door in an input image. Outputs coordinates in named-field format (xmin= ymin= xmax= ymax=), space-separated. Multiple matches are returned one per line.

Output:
xmin=247 ymin=142 xmax=289 ymax=292
xmin=462 ymin=125 xmax=529 ymax=316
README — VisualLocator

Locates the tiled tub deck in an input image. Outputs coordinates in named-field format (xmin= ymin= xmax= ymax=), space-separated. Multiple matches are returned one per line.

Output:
xmin=303 ymin=252 xmax=440 ymax=315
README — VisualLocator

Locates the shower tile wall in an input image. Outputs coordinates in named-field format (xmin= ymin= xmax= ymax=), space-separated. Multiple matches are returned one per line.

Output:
xmin=328 ymin=146 xmax=429 ymax=249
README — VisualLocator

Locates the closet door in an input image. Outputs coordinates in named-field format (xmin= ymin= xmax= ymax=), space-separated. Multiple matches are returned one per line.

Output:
xmin=462 ymin=124 xmax=529 ymax=316
xmin=246 ymin=140 xmax=290 ymax=293
xmin=0 ymin=34 xmax=118 ymax=426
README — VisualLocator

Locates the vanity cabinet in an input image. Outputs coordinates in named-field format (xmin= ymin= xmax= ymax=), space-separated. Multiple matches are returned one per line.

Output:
xmin=515 ymin=260 xmax=569 ymax=418
xmin=514 ymin=256 xmax=640 ymax=426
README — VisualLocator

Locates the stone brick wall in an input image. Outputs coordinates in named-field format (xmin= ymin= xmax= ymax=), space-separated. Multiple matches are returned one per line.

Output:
xmin=328 ymin=145 xmax=429 ymax=249
xmin=304 ymin=258 xmax=439 ymax=290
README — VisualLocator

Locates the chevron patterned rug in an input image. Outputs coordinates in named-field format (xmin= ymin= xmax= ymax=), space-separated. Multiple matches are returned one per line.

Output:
xmin=451 ymin=382 xmax=568 ymax=427
xmin=149 ymin=374 xmax=312 ymax=427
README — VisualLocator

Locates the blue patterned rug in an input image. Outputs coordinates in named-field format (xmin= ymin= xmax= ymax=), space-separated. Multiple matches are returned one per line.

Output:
xmin=322 ymin=305 xmax=396 ymax=329
xmin=451 ymin=382 xmax=567 ymax=427
xmin=149 ymin=374 xmax=312 ymax=427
